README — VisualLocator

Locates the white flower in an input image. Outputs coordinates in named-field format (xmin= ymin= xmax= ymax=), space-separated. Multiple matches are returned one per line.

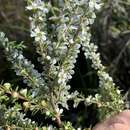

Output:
xmin=55 ymin=107 xmax=63 ymax=114
xmin=67 ymin=95 xmax=71 ymax=99
xmin=89 ymin=1 xmax=95 ymax=9
xmin=69 ymin=39 xmax=74 ymax=44
xmin=86 ymin=95 xmax=92 ymax=103
xmin=46 ymin=55 xmax=51 ymax=60
xmin=95 ymin=3 xmax=101 ymax=10
xmin=89 ymin=1 xmax=102 ymax=10
xmin=46 ymin=111 xmax=50 ymax=116
xmin=59 ymin=109 xmax=63 ymax=114
xmin=116 ymin=90 xmax=121 ymax=94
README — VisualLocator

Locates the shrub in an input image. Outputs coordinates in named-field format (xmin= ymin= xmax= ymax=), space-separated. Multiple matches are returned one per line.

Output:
xmin=0 ymin=0 xmax=124 ymax=129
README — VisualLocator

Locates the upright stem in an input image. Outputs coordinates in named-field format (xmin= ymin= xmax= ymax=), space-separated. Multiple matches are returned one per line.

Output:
xmin=49 ymin=88 xmax=62 ymax=127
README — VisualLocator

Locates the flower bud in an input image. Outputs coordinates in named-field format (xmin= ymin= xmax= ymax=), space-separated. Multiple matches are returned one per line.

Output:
xmin=41 ymin=100 xmax=47 ymax=107
xmin=12 ymin=91 xmax=19 ymax=98
xmin=3 ymin=83 xmax=11 ymax=90
xmin=20 ymin=89 xmax=27 ymax=97
xmin=23 ymin=102 xmax=30 ymax=109
xmin=21 ymin=69 xmax=26 ymax=75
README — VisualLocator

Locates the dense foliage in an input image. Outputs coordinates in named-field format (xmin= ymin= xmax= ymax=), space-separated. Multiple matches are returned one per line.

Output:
xmin=0 ymin=0 xmax=130 ymax=129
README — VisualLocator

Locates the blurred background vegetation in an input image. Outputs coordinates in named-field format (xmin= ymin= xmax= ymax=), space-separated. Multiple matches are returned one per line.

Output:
xmin=0 ymin=0 xmax=130 ymax=129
